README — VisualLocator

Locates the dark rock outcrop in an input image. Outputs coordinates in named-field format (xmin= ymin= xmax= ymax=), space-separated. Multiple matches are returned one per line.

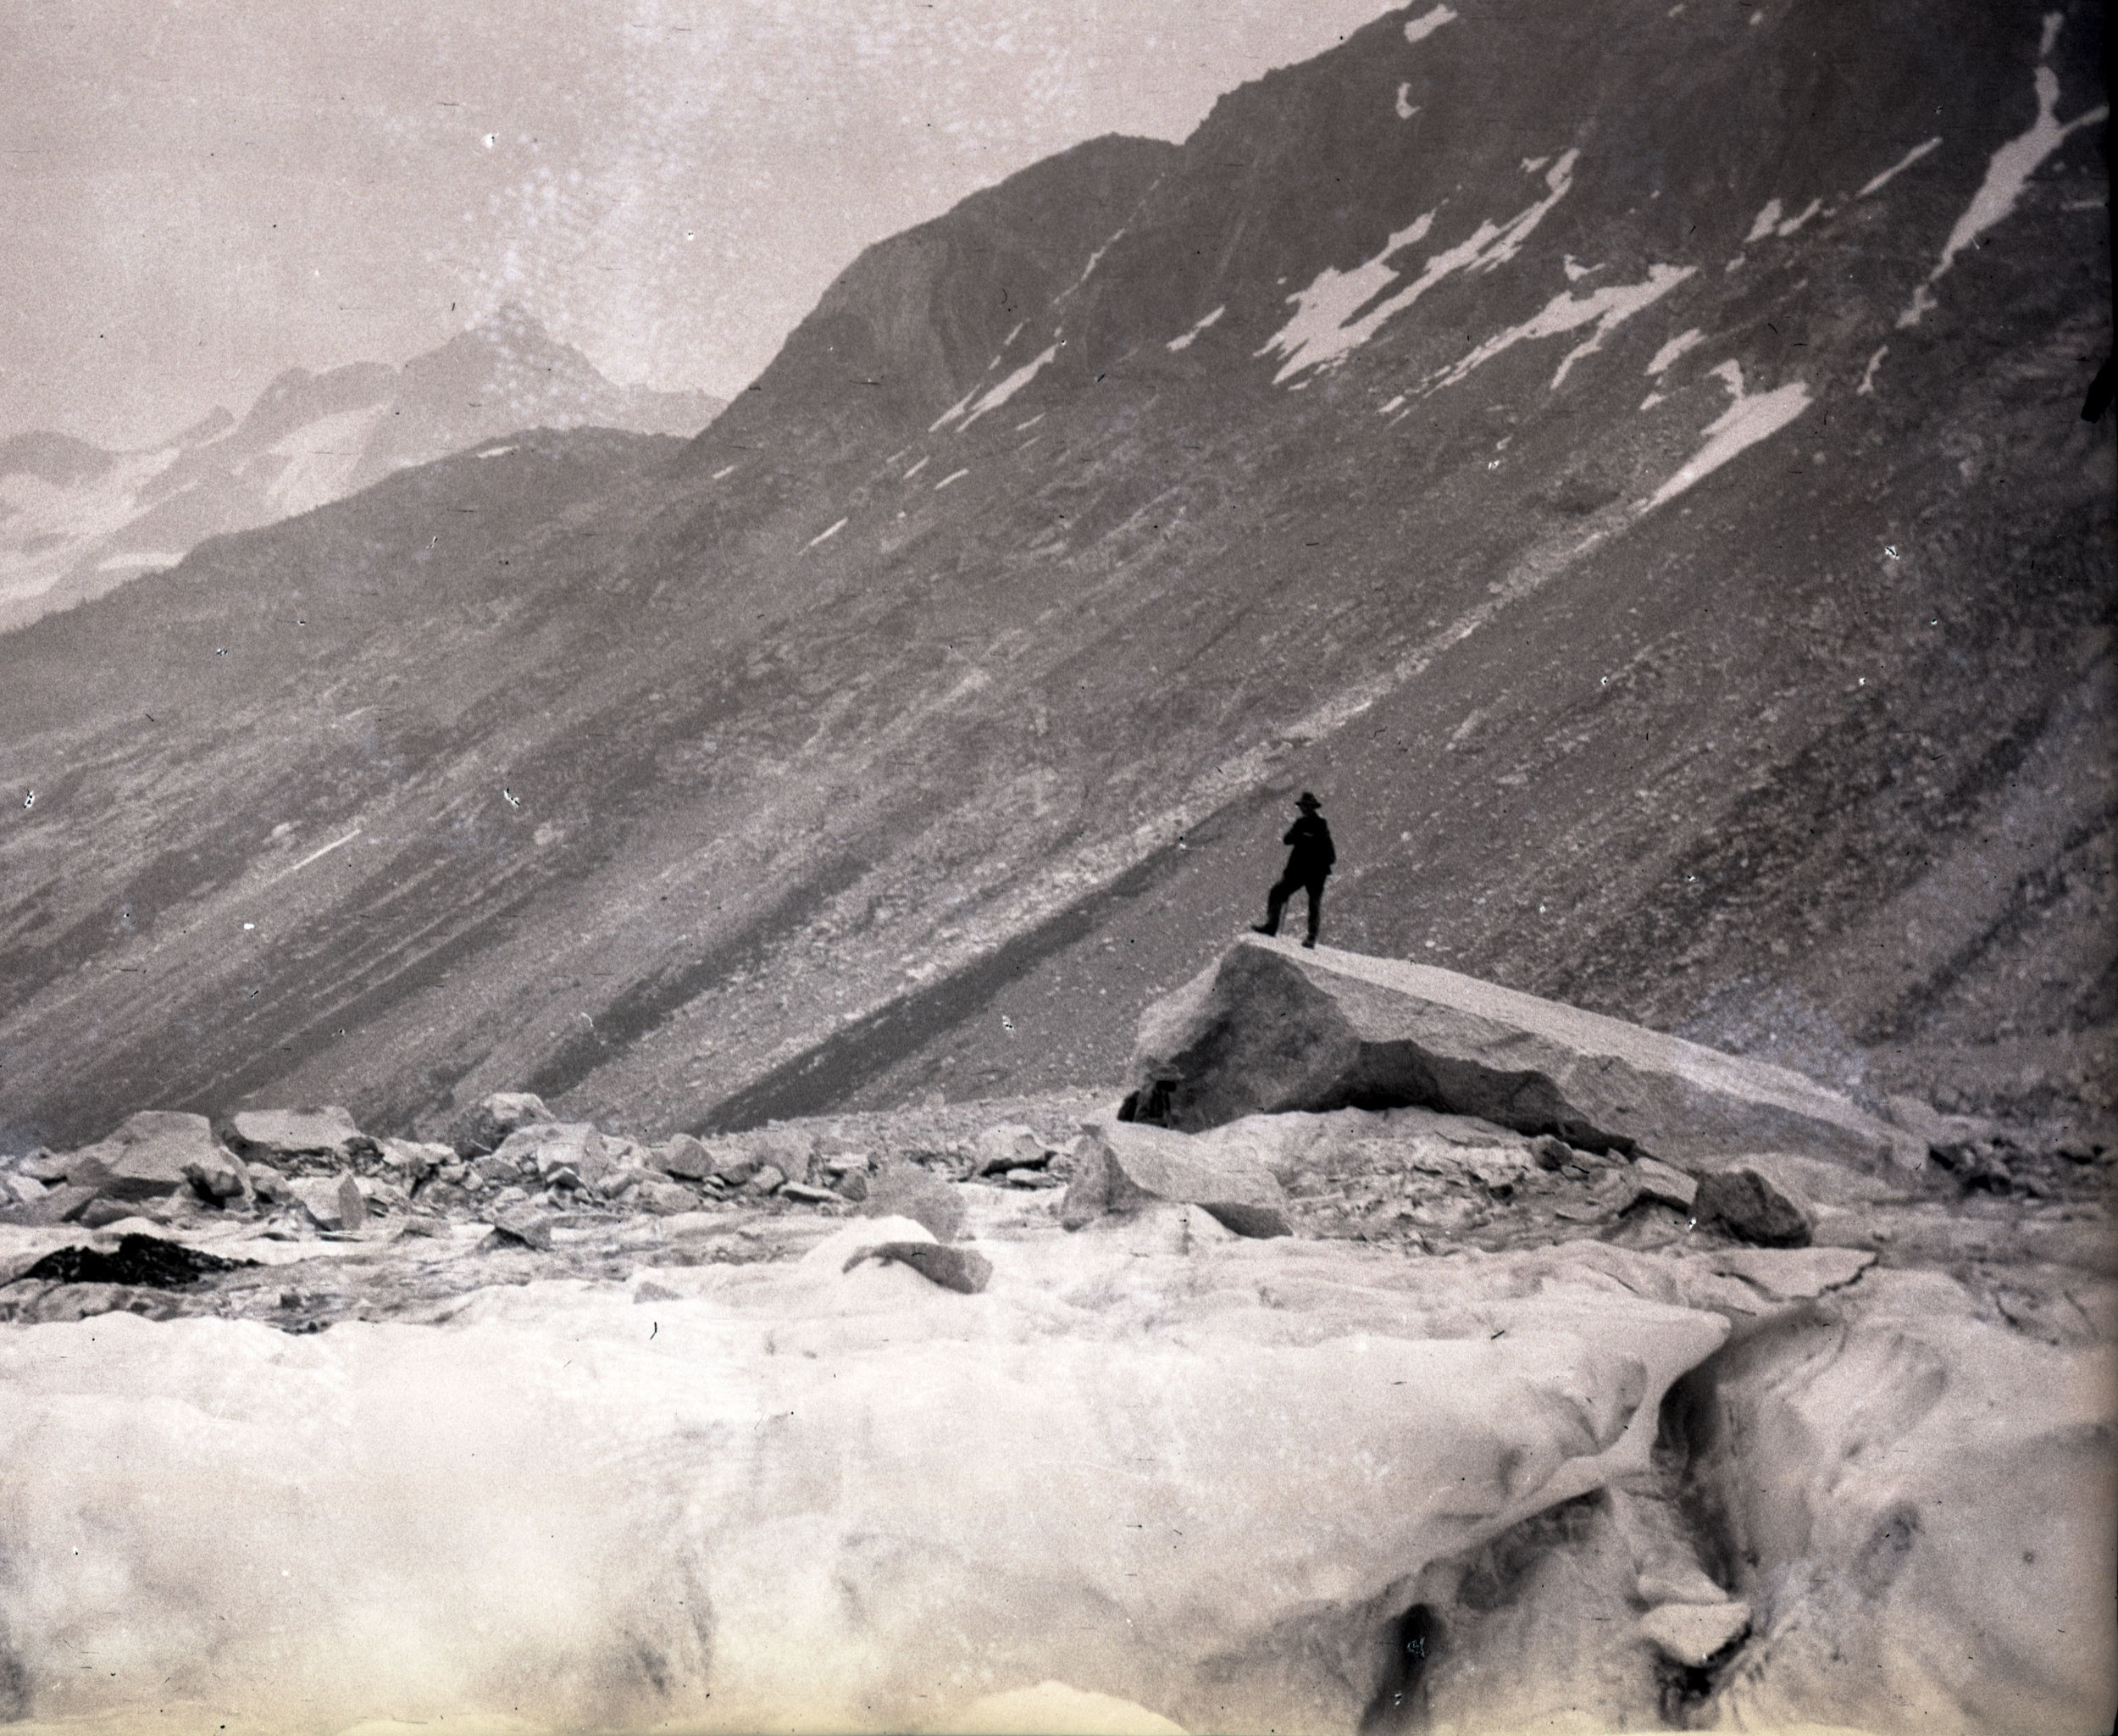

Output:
xmin=843 ymin=1241 xmax=993 ymax=1295
xmin=1126 ymin=939 xmax=1923 ymax=1172
xmin=1692 ymin=1168 xmax=1815 ymax=1248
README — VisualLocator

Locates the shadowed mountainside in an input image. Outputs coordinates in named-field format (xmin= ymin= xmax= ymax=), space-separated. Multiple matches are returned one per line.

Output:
xmin=0 ymin=0 xmax=2109 ymax=1149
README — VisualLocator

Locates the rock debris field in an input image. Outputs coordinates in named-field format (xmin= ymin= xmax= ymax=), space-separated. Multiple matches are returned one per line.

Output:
xmin=1 ymin=939 xmax=2111 ymax=1735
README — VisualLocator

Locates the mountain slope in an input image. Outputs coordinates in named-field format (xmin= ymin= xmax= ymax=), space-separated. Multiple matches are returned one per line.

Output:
xmin=0 ymin=0 xmax=2108 ymax=1150
xmin=0 ymin=307 xmax=724 ymax=632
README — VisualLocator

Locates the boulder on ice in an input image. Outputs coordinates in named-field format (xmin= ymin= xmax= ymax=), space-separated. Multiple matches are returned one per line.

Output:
xmin=1125 ymin=938 xmax=1923 ymax=1171
xmin=60 ymin=1111 xmax=232 ymax=1201
xmin=227 ymin=1106 xmax=376 ymax=1170
xmin=1060 ymin=1118 xmax=1292 ymax=1239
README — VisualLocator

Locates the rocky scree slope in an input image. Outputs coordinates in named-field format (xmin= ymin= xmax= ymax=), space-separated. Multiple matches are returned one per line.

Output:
xmin=0 ymin=0 xmax=2108 ymax=1152
xmin=0 ymin=303 xmax=723 ymax=632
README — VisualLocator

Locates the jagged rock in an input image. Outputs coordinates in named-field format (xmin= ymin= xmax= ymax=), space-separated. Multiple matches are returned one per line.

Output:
xmin=1006 ymin=1168 xmax=1065 ymax=1190
xmin=782 ymin=1182 xmax=840 ymax=1205
xmin=228 ymin=1106 xmax=376 ymax=1169
xmin=183 ymin=1145 xmax=250 ymax=1203
xmin=844 ymin=1240 xmax=993 ymax=1295
xmin=1060 ymin=1120 xmax=1291 ymax=1240
xmin=448 ymin=1091 xmax=552 ymax=1157
xmin=861 ymin=1162 xmax=968 ymax=1243
xmin=745 ymin=1164 xmax=787 ymax=1197
xmin=637 ymin=1180 xmax=702 ymax=1216
xmin=1531 ymin=1135 xmax=1573 ymax=1172
xmin=244 ymin=1162 xmax=291 ymax=1206
xmin=1626 ymin=1157 xmax=1699 ymax=1213
xmin=486 ymin=1209 xmax=553 ymax=1251
xmin=973 ymin=1123 xmax=1049 ymax=1177
xmin=492 ymin=1123 xmax=611 ymax=1186
xmin=288 ymin=1175 xmax=364 ymax=1232
xmin=80 ymin=1199 xmax=144 ymax=1229
xmin=1694 ymin=1168 xmax=1814 ymax=1248
xmin=0 ymin=1173 xmax=46 ymax=1206
xmin=1640 ymin=1600 xmax=1751 ymax=1667
xmin=1127 ymin=939 xmax=1925 ymax=1171
xmin=1885 ymin=1093 xmax=2002 ymax=1159
xmin=379 ymin=1139 xmax=452 ymax=1183
xmin=63 ymin=1111 xmax=229 ymax=1201
xmin=834 ymin=1169 xmax=871 ymax=1203
xmin=657 ymin=1134 xmax=712 ymax=1180
xmin=708 ymin=1145 xmax=762 ymax=1185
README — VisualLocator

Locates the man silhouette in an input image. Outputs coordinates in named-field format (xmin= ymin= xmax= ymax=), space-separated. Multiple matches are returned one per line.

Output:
xmin=1252 ymin=791 xmax=1334 ymax=948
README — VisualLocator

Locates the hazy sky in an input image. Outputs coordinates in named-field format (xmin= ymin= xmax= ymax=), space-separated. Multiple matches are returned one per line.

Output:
xmin=3 ymin=0 xmax=1401 ymax=447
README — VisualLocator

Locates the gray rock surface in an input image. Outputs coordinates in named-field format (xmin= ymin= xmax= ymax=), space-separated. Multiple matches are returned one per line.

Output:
xmin=1694 ymin=1168 xmax=1815 ymax=1247
xmin=229 ymin=1107 xmax=374 ymax=1168
xmin=972 ymin=1123 xmax=1048 ymax=1177
xmin=657 ymin=1134 xmax=712 ymax=1180
xmin=287 ymin=1175 xmax=363 ymax=1232
xmin=1060 ymin=1120 xmax=1291 ymax=1239
xmin=844 ymin=1240 xmax=993 ymax=1294
xmin=64 ymin=1112 xmax=229 ymax=1201
xmin=1627 ymin=1156 xmax=1699 ymax=1212
xmin=1127 ymin=939 xmax=1925 ymax=1171
xmin=448 ymin=1091 xmax=552 ymax=1157
xmin=860 ymin=1162 xmax=967 ymax=1243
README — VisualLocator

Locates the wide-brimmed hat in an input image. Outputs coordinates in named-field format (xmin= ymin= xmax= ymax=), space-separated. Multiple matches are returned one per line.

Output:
xmin=1295 ymin=791 xmax=1322 ymax=810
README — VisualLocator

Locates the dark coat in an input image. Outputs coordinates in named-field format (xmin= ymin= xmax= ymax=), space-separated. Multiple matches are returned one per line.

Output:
xmin=1282 ymin=813 xmax=1335 ymax=881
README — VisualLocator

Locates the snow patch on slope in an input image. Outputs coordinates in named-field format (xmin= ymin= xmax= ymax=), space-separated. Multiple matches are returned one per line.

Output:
xmin=1856 ymin=136 xmax=1942 ymax=198
xmin=264 ymin=402 xmax=391 ymax=519
xmin=1899 ymin=19 xmax=2106 ymax=328
xmin=1166 ymin=307 xmax=1226 ymax=352
xmin=1396 ymin=83 xmax=1419 ymax=120
xmin=1645 ymin=329 xmax=1705 ymax=375
xmin=1403 ymin=4 xmax=1458 ymax=44
xmin=1259 ymin=153 xmax=1580 ymax=384
xmin=1432 ymin=264 xmax=1696 ymax=391
xmin=1744 ymin=197 xmax=1824 ymax=245
xmin=960 ymin=346 xmax=1062 ymax=428
xmin=1645 ymin=361 xmax=1811 ymax=507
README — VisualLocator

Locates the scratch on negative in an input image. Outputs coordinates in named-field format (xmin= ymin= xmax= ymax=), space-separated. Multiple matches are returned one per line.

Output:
xmin=269 ymin=824 xmax=364 ymax=885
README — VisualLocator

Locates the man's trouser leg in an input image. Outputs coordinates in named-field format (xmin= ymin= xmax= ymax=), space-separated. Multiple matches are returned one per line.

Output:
xmin=1303 ymin=876 xmax=1325 ymax=945
xmin=1260 ymin=871 xmax=1301 ymax=935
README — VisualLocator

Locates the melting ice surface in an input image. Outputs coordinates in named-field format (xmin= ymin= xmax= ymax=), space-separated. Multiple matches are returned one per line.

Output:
xmin=1899 ymin=16 xmax=2106 ymax=327
xmin=1645 ymin=360 xmax=1811 ymax=508
xmin=1259 ymin=153 xmax=1580 ymax=384
xmin=1431 ymin=263 xmax=1696 ymax=391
